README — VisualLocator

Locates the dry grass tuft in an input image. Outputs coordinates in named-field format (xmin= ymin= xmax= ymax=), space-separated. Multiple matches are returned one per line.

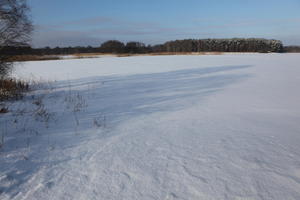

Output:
xmin=0 ymin=79 xmax=29 ymax=101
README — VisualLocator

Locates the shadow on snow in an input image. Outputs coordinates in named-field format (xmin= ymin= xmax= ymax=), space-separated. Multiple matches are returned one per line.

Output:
xmin=0 ymin=64 xmax=252 ymax=197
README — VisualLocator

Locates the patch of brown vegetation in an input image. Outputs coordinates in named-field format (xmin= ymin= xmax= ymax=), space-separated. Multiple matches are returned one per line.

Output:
xmin=148 ymin=52 xmax=223 ymax=56
xmin=73 ymin=53 xmax=114 ymax=57
xmin=0 ymin=79 xmax=29 ymax=101
xmin=7 ymin=55 xmax=61 ymax=62
xmin=74 ymin=52 xmax=224 ymax=58
xmin=5 ymin=52 xmax=224 ymax=62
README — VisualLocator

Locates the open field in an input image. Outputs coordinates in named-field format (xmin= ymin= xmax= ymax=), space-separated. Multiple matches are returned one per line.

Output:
xmin=1 ymin=54 xmax=300 ymax=199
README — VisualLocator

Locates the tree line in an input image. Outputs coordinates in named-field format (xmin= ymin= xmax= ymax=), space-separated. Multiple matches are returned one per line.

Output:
xmin=162 ymin=38 xmax=283 ymax=53
xmin=0 ymin=38 xmax=288 ymax=56
xmin=283 ymin=46 xmax=300 ymax=53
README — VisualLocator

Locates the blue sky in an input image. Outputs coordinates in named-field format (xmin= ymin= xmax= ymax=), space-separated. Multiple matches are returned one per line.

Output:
xmin=28 ymin=0 xmax=300 ymax=47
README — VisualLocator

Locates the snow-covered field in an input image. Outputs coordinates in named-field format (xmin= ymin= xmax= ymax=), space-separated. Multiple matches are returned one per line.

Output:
xmin=1 ymin=54 xmax=300 ymax=200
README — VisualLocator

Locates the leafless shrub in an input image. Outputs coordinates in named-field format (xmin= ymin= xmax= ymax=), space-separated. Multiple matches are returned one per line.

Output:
xmin=32 ymin=95 xmax=53 ymax=128
xmin=64 ymin=92 xmax=87 ymax=112
xmin=63 ymin=89 xmax=88 ymax=127
xmin=34 ymin=104 xmax=51 ymax=123
xmin=93 ymin=116 xmax=106 ymax=128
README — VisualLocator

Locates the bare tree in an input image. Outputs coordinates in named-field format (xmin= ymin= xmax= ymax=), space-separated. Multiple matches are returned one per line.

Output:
xmin=0 ymin=0 xmax=32 ymax=78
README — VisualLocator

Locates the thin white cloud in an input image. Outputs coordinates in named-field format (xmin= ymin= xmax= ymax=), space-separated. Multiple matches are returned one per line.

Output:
xmin=32 ymin=16 xmax=300 ymax=47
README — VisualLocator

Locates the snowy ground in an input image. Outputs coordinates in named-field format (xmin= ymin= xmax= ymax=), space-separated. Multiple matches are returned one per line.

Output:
xmin=1 ymin=54 xmax=300 ymax=200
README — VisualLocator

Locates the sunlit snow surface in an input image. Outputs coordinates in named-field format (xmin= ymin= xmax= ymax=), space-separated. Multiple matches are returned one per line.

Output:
xmin=1 ymin=54 xmax=300 ymax=199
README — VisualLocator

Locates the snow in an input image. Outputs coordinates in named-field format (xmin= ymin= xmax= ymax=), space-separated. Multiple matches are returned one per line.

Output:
xmin=1 ymin=53 xmax=300 ymax=199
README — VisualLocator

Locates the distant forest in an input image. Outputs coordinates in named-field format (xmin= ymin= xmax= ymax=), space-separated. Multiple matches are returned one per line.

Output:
xmin=0 ymin=38 xmax=299 ymax=56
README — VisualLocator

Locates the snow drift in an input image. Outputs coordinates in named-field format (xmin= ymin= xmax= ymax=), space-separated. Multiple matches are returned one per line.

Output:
xmin=1 ymin=53 xmax=300 ymax=200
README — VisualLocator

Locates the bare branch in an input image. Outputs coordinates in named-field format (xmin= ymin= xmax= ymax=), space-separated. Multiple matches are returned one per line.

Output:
xmin=0 ymin=0 xmax=32 ymax=78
